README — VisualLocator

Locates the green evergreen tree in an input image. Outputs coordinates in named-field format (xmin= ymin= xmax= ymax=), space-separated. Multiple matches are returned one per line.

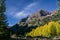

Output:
xmin=0 ymin=0 xmax=9 ymax=39
xmin=52 ymin=0 xmax=60 ymax=21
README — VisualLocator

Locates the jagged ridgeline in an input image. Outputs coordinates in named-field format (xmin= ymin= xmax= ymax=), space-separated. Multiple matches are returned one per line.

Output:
xmin=10 ymin=0 xmax=60 ymax=36
xmin=18 ymin=9 xmax=52 ymax=27
xmin=26 ymin=0 xmax=60 ymax=37
xmin=10 ymin=10 xmax=53 ymax=35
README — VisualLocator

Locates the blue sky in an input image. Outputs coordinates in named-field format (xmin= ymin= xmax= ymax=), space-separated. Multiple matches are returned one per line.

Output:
xmin=5 ymin=0 xmax=57 ymax=26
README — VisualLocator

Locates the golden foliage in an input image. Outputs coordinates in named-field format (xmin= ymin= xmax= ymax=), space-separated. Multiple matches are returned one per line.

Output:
xmin=26 ymin=21 xmax=60 ymax=37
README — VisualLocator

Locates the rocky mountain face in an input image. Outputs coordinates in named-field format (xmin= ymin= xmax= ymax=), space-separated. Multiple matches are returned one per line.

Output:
xmin=10 ymin=9 xmax=55 ymax=35
xmin=18 ymin=9 xmax=52 ymax=27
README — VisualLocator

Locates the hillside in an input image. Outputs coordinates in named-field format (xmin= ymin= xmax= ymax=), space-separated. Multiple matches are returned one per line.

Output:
xmin=10 ymin=9 xmax=58 ymax=35
xmin=18 ymin=9 xmax=53 ymax=27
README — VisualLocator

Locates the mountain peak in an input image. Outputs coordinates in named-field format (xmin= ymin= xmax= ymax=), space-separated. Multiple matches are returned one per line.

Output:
xmin=39 ymin=9 xmax=51 ymax=16
xmin=10 ymin=9 xmax=56 ymax=35
xmin=17 ymin=9 xmax=52 ymax=27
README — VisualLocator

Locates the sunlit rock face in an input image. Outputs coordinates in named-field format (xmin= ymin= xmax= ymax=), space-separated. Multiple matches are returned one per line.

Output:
xmin=17 ymin=9 xmax=52 ymax=27
xmin=10 ymin=9 xmax=56 ymax=35
xmin=12 ymin=9 xmax=53 ymax=27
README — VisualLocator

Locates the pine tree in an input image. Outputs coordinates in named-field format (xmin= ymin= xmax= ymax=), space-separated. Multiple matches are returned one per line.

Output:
xmin=57 ymin=0 xmax=60 ymax=14
xmin=58 ymin=0 xmax=60 ymax=9
xmin=0 ymin=0 xmax=9 ymax=39
xmin=53 ymin=0 xmax=60 ymax=21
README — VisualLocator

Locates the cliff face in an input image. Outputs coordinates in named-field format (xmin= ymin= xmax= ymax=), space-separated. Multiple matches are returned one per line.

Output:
xmin=10 ymin=9 xmax=56 ymax=35
xmin=18 ymin=9 xmax=52 ymax=27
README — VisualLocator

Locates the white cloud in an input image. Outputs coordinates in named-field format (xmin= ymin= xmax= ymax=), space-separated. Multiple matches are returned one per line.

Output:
xmin=14 ymin=2 xmax=37 ymax=18
xmin=14 ymin=11 xmax=29 ymax=18
xmin=24 ymin=2 xmax=37 ymax=9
